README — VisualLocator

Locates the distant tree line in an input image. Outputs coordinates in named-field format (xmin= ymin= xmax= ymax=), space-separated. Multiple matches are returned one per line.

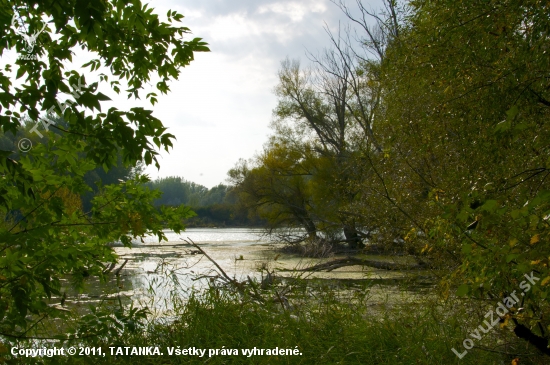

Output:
xmin=146 ymin=176 xmax=264 ymax=227
xmin=0 ymin=118 xmax=262 ymax=228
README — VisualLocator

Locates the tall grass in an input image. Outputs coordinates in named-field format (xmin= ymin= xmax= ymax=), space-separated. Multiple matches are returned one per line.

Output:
xmin=7 ymin=282 xmax=540 ymax=365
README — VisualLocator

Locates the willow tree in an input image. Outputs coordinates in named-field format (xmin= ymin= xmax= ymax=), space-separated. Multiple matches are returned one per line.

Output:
xmin=228 ymin=136 xmax=319 ymax=242
xmin=274 ymin=58 xmax=368 ymax=248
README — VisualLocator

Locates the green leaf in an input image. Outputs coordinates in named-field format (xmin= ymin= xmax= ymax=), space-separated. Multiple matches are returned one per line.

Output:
xmin=506 ymin=254 xmax=519 ymax=263
xmin=457 ymin=284 xmax=469 ymax=297
xmin=506 ymin=105 xmax=519 ymax=122
xmin=494 ymin=120 xmax=511 ymax=133
xmin=481 ymin=200 xmax=497 ymax=213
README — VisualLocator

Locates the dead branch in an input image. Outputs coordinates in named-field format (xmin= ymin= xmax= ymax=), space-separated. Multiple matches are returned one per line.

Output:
xmin=102 ymin=262 xmax=116 ymax=275
xmin=184 ymin=238 xmax=266 ymax=303
xmin=114 ymin=259 xmax=128 ymax=276
xmin=184 ymin=238 xmax=233 ymax=283
xmin=296 ymin=257 xmax=426 ymax=272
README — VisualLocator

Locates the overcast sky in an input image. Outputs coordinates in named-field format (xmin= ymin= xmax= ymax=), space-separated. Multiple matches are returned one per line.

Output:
xmin=5 ymin=1 xmax=379 ymax=188
xmin=135 ymin=0 xmax=378 ymax=188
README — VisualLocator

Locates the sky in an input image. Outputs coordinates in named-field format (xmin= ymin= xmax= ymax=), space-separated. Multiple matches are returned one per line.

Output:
xmin=5 ymin=0 xmax=379 ymax=188
xmin=137 ymin=0 xmax=376 ymax=188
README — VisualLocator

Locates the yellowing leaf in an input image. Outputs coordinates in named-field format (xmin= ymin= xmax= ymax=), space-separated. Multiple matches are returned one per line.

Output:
xmin=541 ymin=276 xmax=550 ymax=286
xmin=530 ymin=234 xmax=540 ymax=245
xmin=500 ymin=316 xmax=509 ymax=329
xmin=531 ymin=260 xmax=541 ymax=265
xmin=509 ymin=238 xmax=518 ymax=247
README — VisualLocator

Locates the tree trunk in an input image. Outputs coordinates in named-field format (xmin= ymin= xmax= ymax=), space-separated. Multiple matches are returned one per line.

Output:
xmin=344 ymin=224 xmax=363 ymax=249
xmin=300 ymin=216 xmax=318 ymax=240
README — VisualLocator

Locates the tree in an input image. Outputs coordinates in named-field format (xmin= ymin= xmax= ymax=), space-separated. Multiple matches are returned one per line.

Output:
xmin=146 ymin=176 xmax=192 ymax=207
xmin=0 ymin=1 xmax=207 ymax=339
xmin=373 ymin=0 xmax=550 ymax=352
xmin=228 ymin=138 xmax=319 ymax=242
xmin=274 ymin=56 xmax=372 ymax=248
xmin=244 ymin=1 xmax=402 ymax=249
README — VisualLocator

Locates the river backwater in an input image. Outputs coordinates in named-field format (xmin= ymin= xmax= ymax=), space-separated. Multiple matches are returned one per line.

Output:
xmin=66 ymin=228 xmax=434 ymax=315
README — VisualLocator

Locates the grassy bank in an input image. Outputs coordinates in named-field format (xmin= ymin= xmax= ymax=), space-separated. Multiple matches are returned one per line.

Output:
xmin=5 ymin=282 xmax=548 ymax=365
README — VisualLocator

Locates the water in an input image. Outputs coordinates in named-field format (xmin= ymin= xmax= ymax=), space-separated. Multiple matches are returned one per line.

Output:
xmin=108 ymin=228 xmax=278 ymax=312
xmin=65 ymin=228 xmax=433 ymax=315
xmin=134 ymin=227 xmax=270 ymax=245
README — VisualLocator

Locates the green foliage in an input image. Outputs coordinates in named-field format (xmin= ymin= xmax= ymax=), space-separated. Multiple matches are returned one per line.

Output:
xmin=145 ymin=177 xmax=261 ymax=227
xmin=70 ymin=302 xmax=149 ymax=342
xmin=375 ymin=0 xmax=550 ymax=348
xmin=0 ymin=0 xmax=207 ymax=339
xmin=228 ymin=139 xmax=319 ymax=241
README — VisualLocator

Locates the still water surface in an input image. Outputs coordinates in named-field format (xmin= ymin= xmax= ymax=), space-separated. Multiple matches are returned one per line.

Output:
xmin=70 ymin=228 xmax=430 ymax=314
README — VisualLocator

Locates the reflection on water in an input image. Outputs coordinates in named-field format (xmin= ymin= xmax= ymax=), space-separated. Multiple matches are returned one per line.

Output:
xmin=132 ymin=227 xmax=269 ymax=245
xmin=113 ymin=228 xmax=274 ymax=313
xmin=67 ymin=228 xmax=433 ymax=315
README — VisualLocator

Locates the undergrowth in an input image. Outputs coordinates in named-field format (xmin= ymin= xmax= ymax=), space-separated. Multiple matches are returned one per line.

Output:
xmin=4 ymin=282 xmax=549 ymax=365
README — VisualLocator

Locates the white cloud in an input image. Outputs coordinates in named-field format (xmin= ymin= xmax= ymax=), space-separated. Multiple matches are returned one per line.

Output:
xmin=257 ymin=1 xmax=328 ymax=22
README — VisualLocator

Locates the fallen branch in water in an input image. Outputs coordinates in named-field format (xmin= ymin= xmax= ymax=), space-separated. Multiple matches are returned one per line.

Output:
xmin=296 ymin=257 xmax=427 ymax=272
xmin=102 ymin=262 xmax=116 ymax=275
xmin=114 ymin=259 xmax=128 ymax=276
xmin=102 ymin=259 xmax=128 ymax=276
xmin=185 ymin=238 xmax=233 ymax=283
xmin=183 ymin=238 xmax=310 ymax=310
xmin=184 ymin=238 xmax=266 ymax=303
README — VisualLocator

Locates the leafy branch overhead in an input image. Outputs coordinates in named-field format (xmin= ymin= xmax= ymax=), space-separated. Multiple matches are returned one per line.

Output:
xmin=1 ymin=0 xmax=209 ymax=174
xmin=0 ymin=0 xmax=207 ymax=339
